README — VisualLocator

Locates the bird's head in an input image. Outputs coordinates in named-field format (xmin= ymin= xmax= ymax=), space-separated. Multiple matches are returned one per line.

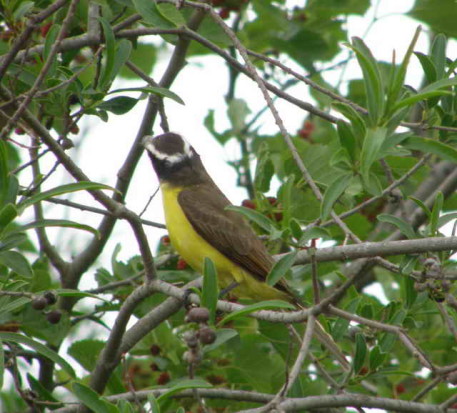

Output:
xmin=143 ymin=133 xmax=208 ymax=185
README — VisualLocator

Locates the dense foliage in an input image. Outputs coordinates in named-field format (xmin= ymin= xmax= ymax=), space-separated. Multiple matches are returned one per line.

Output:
xmin=0 ymin=0 xmax=457 ymax=412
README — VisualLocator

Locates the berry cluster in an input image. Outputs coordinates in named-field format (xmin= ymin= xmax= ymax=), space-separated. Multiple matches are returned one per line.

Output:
xmin=31 ymin=291 xmax=62 ymax=324
xmin=212 ymin=0 xmax=249 ymax=20
xmin=242 ymin=196 xmax=283 ymax=222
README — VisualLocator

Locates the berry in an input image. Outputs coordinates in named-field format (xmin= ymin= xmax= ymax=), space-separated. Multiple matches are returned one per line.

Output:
xmin=266 ymin=196 xmax=278 ymax=206
xmin=31 ymin=296 xmax=47 ymax=311
xmin=60 ymin=138 xmax=74 ymax=149
xmin=15 ymin=127 xmax=25 ymax=135
xmin=70 ymin=125 xmax=79 ymax=135
xmin=46 ymin=310 xmax=62 ymax=324
xmin=298 ymin=121 xmax=315 ymax=140
xmin=359 ymin=366 xmax=368 ymax=375
xmin=156 ymin=372 xmax=170 ymax=385
xmin=241 ymin=199 xmax=256 ymax=209
xmin=150 ymin=363 xmax=159 ymax=371
xmin=219 ymin=8 xmax=230 ymax=19
xmin=161 ymin=235 xmax=171 ymax=246
xmin=150 ymin=344 xmax=161 ymax=355
xmin=43 ymin=291 xmax=57 ymax=305
xmin=186 ymin=307 xmax=210 ymax=323
xmin=206 ymin=374 xmax=225 ymax=385
xmin=176 ymin=258 xmax=188 ymax=270
xmin=40 ymin=23 xmax=52 ymax=37
xmin=198 ymin=327 xmax=216 ymax=345
xmin=395 ymin=384 xmax=406 ymax=394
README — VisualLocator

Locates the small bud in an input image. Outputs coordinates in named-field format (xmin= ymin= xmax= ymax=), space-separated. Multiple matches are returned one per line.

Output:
xmin=156 ymin=372 xmax=170 ymax=385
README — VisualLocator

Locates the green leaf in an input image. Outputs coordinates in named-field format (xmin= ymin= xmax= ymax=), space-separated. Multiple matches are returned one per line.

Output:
xmin=402 ymin=275 xmax=417 ymax=308
xmin=43 ymin=24 xmax=60 ymax=76
xmin=18 ymin=182 xmax=115 ymax=212
xmin=0 ymin=296 xmax=30 ymax=316
xmin=0 ymin=251 xmax=32 ymax=277
xmin=157 ymin=379 xmax=212 ymax=403
xmin=0 ymin=203 xmax=17 ymax=230
xmin=298 ymin=226 xmax=331 ymax=245
xmin=16 ymin=219 xmax=99 ymax=237
xmin=55 ymin=288 xmax=108 ymax=301
xmin=72 ymin=382 xmax=111 ymax=413
xmin=369 ymin=345 xmax=386 ymax=371
xmin=132 ymin=0 xmax=174 ymax=28
xmin=203 ymin=328 xmax=238 ymax=353
xmin=414 ymin=52 xmax=437 ymax=84
xmin=430 ymin=192 xmax=443 ymax=236
xmin=321 ymin=173 xmax=352 ymax=221
xmin=225 ymin=205 xmax=275 ymax=233
xmin=360 ymin=127 xmax=387 ymax=181
xmin=386 ymin=26 xmax=421 ymax=111
xmin=202 ymin=257 xmax=219 ymax=324
xmin=332 ymin=102 xmax=366 ymax=144
xmin=254 ymin=143 xmax=274 ymax=193
xmin=0 ymin=141 xmax=10 ymax=207
xmin=402 ymin=136 xmax=457 ymax=163
xmin=438 ymin=212 xmax=457 ymax=229
xmin=218 ymin=300 xmax=295 ymax=325
xmin=0 ymin=233 xmax=27 ymax=252
xmin=148 ymin=394 xmax=160 ymax=413
xmin=331 ymin=297 xmax=359 ymax=341
xmin=27 ymin=374 xmax=61 ymax=407
xmin=227 ymin=98 xmax=251 ymax=134
xmin=98 ymin=96 xmax=138 ymax=115
xmin=408 ymin=196 xmax=431 ymax=219
xmin=354 ymin=333 xmax=367 ymax=374
xmin=109 ymin=86 xmax=184 ymax=105
xmin=337 ymin=120 xmax=357 ymax=162
xmin=431 ymin=34 xmax=447 ymax=79
xmin=348 ymin=37 xmax=384 ymax=124
xmin=157 ymin=3 xmax=186 ymax=27
xmin=0 ymin=332 xmax=76 ymax=377
xmin=266 ymin=251 xmax=297 ymax=287
xmin=98 ymin=17 xmax=116 ymax=90
xmin=392 ymin=90 xmax=452 ymax=112
xmin=377 ymin=214 xmax=416 ymax=239
xmin=68 ymin=340 xmax=105 ymax=372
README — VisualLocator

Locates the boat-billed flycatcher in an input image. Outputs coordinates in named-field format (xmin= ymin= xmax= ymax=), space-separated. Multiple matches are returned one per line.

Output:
xmin=143 ymin=132 xmax=347 ymax=366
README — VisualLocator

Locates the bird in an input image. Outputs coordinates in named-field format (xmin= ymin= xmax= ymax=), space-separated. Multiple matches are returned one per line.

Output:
xmin=143 ymin=132 xmax=347 ymax=366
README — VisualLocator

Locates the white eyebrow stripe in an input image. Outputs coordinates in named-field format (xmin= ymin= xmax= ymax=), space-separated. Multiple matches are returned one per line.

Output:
xmin=144 ymin=137 xmax=193 ymax=165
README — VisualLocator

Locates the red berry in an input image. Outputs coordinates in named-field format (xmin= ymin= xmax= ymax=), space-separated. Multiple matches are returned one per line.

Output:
xmin=161 ymin=235 xmax=171 ymax=246
xmin=266 ymin=196 xmax=278 ymax=206
xmin=241 ymin=199 xmax=256 ymax=209
xmin=298 ymin=121 xmax=315 ymax=140
xmin=156 ymin=372 xmax=170 ymax=385
xmin=70 ymin=125 xmax=79 ymax=134
xmin=359 ymin=366 xmax=368 ymax=375
xmin=176 ymin=258 xmax=188 ymax=270
xmin=40 ymin=23 xmax=52 ymax=37
xmin=15 ymin=127 xmax=25 ymax=135
xmin=219 ymin=8 xmax=230 ymax=19
xmin=206 ymin=374 xmax=225 ymax=385
xmin=150 ymin=363 xmax=159 ymax=371
xmin=395 ymin=384 xmax=406 ymax=394
xmin=212 ymin=0 xmax=225 ymax=5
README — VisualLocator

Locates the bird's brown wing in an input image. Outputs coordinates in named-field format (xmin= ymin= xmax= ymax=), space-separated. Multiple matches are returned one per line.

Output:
xmin=178 ymin=184 xmax=275 ymax=282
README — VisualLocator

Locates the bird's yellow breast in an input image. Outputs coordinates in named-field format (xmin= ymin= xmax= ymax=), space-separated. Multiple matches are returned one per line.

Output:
xmin=161 ymin=183 xmax=288 ymax=301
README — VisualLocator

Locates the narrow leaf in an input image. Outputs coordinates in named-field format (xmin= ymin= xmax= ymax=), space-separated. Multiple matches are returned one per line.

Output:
xmin=430 ymin=192 xmax=443 ymax=236
xmin=98 ymin=17 xmax=116 ymax=90
xmin=218 ymin=300 xmax=295 ymax=325
xmin=438 ymin=212 xmax=457 ymax=229
xmin=321 ymin=173 xmax=352 ymax=221
xmin=19 ymin=182 xmax=114 ymax=211
xmin=0 ymin=251 xmax=32 ymax=277
xmin=132 ymin=0 xmax=174 ymax=28
xmin=0 ymin=332 xmax=76 ymax=377
xmin=98 ymin=96 xmax=138 ymax=115
xmin=266 ymin=251 xmax=297 ymax=287
xmin=354 ymin=333 xmax=367 ymax=373
xmin=414 ymin=52 xmax=437 ymax=84
xmin=157 ymin=379 xmax=212 ymax=402
xmin=72 ymin=382 xmax=110 ymax=413
xmin=409 ymin=197 xmax=431 ymax=218
xmin=402 ymin=136 xmax=457 ymax=163
xmin=202 ymin=257 xmax=218 ymax=324
xmin=337 ymin=120 xmax=357 ymax=162
xmin=0 ymin=203 xmax=17 ymax=229
xmin=0 ymin=340 xmax=3 ymax=389
xmin=377 ymin=214 xmax=416 ymax=239
xmin=109 ymin=86 xmax=184 ymax=105
xmin=226 ymin=205 xmax=275 ymax=233
xmin=360 ymin=127 xmax=387 ymax=181
xmin=16 ymin=219 xmax=99 ymax=237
